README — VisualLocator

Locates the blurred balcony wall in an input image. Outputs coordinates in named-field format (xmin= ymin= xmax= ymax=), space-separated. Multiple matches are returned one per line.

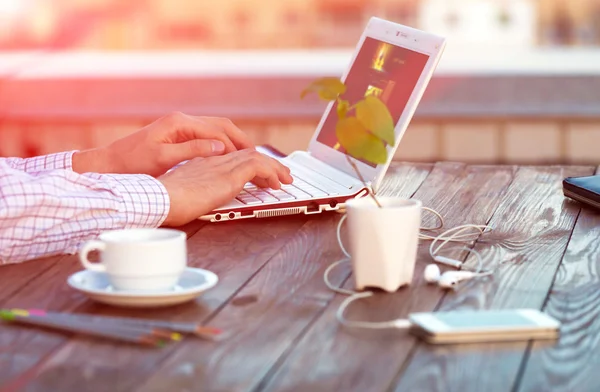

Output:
xmin=1 ymin=50 xmax=599 ymax=165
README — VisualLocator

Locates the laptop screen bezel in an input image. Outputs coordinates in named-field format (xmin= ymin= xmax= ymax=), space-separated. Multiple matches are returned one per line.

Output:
xmin=307 ymin=17 xmax=446 ymax=192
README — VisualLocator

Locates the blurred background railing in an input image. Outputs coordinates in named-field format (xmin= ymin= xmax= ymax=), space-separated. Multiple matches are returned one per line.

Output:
xmin=1 ymin=0 xmax=599 ymax=165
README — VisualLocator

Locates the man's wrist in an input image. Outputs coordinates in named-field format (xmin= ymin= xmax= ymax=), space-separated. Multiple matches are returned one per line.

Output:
xmin=113 ymin=174 xmax=170 ymax=228
xmin=72 ymin=148 xmax=117 ymax=174
xmin=157 ymin=177 xmax=178 ymax=227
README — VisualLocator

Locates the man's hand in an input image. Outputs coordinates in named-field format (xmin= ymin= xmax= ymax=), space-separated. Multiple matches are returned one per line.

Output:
xmin=158 ymin=149 xmax=293 ymax=226
xmin=73 ymin=112 xmax=254 ymax=176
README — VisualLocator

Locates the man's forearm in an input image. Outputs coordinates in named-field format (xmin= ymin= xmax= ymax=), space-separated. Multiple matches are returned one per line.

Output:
xmin=0 ymin=160 xmax=170 ymax=264
xmin=72 ymin=148 xmax=119 ymax=174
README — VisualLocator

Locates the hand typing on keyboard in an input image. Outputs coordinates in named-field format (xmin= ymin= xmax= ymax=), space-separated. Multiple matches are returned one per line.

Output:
xmin=236 ymin=174 xmax=334 ymax=205
xmin=158 ymin=149 xmax=293 ymax=226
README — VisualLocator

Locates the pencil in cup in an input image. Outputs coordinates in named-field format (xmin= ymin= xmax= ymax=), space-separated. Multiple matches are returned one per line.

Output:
xmin=21 ymin=309 xmax=224 ymax=340
xmin=0 ymin=310 xmax=169 ymax=347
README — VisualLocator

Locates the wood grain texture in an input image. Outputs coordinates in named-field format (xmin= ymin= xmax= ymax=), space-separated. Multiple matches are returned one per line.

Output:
xmin=7 ymin=216 xmax=307 ymax=392
xmin=0 ymin=258 xmax=87 ymax=390
xmin=0 ymin=256 xmax=63 ymax=301
xmin=261 ymin=163 xmax=516 ymax=392
xmin=393 ymin=165 xmax=594 ymax=392
xmin=375 ymin=163 xmax=433 ymax=198
xmin=518 ymin=167 xmax=600 ymax=392
xmin=131 ymin=163 xmax=433 ymax=392
xmin=0 ymin=255 xmax=68 ymax=391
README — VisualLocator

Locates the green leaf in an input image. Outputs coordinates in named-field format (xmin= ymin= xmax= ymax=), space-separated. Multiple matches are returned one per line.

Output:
xmin=355 ymin=95 xmax=395 ymax=145
xmin=300 ymin=77 xmax=346 ymax=101
xmin=335 ymin=117 xmax=387 ymax=164
xmin=336 ymin=99 xmax=350 ymax=119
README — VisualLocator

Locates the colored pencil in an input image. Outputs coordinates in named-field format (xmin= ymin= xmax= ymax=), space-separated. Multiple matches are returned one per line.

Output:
xmin=7 ymin=309 xmax=181 ymax=342
xmin=17 ymin=309 xmax=223 ymax=340
xmin=0 ymin=310 xmax=167 ymax=347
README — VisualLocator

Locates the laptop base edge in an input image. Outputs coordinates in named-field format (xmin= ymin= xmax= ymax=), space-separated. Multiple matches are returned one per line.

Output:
xmin=199 ymin=188 xmax=369 ymax=223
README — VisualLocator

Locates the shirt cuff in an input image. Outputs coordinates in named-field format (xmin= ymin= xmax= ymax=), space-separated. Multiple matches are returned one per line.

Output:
xmin=21 ymin=151 xmax=77 ymax=172
xmin=106 ymin=174 xmax=170 ymax=228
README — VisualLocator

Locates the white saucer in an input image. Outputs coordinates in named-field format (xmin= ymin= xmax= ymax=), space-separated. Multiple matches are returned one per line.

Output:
xmin=67 ymin=267 xmax=218 ymax=308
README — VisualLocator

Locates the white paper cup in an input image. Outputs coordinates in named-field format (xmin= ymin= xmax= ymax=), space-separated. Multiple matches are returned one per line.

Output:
xmin=345 ymin=197 xmax=422 ymax=292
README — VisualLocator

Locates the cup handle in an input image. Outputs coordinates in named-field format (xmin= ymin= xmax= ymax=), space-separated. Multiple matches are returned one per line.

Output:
xmin=79 ymin=240 xmax=107 ymax=273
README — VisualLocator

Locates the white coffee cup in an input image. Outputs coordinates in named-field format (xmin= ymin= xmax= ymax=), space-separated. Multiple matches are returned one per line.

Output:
xmin=78 ymin=228 xmax=187 ymax=291
xmin=345 ymin=196 xmax=422 ymax=292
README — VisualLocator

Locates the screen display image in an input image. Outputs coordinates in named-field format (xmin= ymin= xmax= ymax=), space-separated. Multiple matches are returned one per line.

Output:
xmin=316 ymin=36 xmax=430 ymax=165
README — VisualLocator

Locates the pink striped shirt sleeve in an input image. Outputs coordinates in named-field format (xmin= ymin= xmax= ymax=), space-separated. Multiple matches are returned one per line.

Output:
xmin=0 ymin=152 xmax=170 ymax=264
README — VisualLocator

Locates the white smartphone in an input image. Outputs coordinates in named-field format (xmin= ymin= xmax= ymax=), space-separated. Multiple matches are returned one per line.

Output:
xmin=408 ymin=308 xmax=561 ymax=344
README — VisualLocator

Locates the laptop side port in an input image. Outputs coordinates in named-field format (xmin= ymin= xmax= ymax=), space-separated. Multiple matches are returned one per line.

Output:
xmin=306 ymin=202 xmax=320 ymax=213
xmin=241 ymin=209 xmax=254 ymax=217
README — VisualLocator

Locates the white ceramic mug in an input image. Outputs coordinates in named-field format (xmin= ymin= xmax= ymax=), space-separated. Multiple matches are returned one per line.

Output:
xmin=78 ymin=228 xmax=187 ymax=291
xmin=344 ymin=196 xmax=422 ymax=292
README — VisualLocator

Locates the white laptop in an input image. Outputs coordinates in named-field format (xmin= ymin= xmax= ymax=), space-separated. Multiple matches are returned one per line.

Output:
xmin=200 ymin=17 xmax=446 ymax=223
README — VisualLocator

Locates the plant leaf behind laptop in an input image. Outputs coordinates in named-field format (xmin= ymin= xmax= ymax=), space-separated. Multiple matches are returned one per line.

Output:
xmin=301 ymin=77 xmax=396 ymax=208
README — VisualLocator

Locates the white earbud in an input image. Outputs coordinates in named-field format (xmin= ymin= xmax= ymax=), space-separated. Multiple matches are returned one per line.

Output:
xmin=437 ymin=271 xmax=479 ymax=288
xmin=423 ymin=264 xmax=489 ymax=288
xmin=424 ymin=264 xmax=442 ymax=283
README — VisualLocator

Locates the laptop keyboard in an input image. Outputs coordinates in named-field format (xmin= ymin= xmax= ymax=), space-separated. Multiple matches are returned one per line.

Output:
xmin=236 ymin=175 xmax=338 ymax=205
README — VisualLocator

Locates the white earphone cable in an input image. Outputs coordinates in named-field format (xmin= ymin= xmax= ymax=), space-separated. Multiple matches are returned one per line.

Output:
xmin=336 ymin=291 xmax=412 ymax=329
xmin=323 ymin=258 xmax=355 ymax=296
xmin=429 ymin=224 xmax=490 ymax=257
xmin=336 ymin=214 xmax=350 ymax=258
xmin=420 ymin=207 xmax=444 ymax=231
xmin=325 ymin=204 xmax=495 ymax=329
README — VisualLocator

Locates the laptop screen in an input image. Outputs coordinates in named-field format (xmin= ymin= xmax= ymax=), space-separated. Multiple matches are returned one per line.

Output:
xmin=316 ymin=37 xmax=430 ymax=167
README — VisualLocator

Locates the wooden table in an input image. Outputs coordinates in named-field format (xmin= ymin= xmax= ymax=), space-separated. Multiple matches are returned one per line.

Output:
xmin=1 ymin=162 xmax=599 ymax=392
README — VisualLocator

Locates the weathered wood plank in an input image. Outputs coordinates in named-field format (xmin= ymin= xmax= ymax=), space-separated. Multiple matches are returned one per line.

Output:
xmin=260 ymin=163 xmax=516 ymax=392
xmin=0 ymin=256 xmax=62 ymax=301
xmin=392 ymin=165 xmax=594 ymax=392
xmin=0 ymin=217 xmax=304 ymax=391
xmin=517 ymin=167 xmax=600 ymax=392
xmin=132 ymin=163 xmax=433 ymax=392
xmin=376 ymin=163 xmax=433 ymax=198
